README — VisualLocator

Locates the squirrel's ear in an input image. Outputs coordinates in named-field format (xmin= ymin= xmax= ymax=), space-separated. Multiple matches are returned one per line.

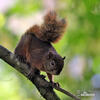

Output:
xmin=47 ymin=52 xmax=53 ymax=59
xmin=63 ymin=56 xmax=66 ymax=60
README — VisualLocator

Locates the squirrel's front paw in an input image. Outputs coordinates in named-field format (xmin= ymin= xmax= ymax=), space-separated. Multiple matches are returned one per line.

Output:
xmin=50 ymin=81 xmax=60 ymax=87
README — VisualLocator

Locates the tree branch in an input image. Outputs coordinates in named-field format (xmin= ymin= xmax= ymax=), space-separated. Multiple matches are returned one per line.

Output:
xmin=0 ymin=45 xmax=80 ymax=100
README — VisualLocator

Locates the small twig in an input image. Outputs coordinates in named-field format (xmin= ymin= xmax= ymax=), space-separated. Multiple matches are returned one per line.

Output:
xmin=52 ymin=84 xmax=80 ymax=100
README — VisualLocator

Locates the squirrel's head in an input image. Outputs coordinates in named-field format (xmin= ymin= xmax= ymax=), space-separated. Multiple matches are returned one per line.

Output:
xmin=43 ymin=52 xmax=65 ymax=75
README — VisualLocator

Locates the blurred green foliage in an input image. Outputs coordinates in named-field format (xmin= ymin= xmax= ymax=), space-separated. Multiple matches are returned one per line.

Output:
xmin=0 ymin=0 xmax=100 ymax=100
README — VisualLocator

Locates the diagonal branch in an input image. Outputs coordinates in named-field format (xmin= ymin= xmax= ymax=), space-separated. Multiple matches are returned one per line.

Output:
xmin=0 ymin=45 xmax=80 ymax=100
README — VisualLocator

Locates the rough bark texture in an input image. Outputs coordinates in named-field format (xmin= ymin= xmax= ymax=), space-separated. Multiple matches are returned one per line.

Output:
xmin=0 ymin=45 xmax=80 ymax=100
xmin=0 ymin=45 xmax=60 ymax=100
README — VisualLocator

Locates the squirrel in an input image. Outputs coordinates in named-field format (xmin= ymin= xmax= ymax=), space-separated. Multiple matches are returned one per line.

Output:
xmin=14 ymin=11 xmax=67 ymax=84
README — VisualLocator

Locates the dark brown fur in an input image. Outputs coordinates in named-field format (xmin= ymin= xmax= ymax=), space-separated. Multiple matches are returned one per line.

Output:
xmin=14 ymin=11 xmax=67 ymax=82
xmin=26 ymin=11 xmax=67 ymax=43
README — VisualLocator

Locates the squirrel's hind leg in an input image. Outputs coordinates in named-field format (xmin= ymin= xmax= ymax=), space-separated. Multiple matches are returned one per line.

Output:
xmin=27 ymin=67 xmax=40 ymax=80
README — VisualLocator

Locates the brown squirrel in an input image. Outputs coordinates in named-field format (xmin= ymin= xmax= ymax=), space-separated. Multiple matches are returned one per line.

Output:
xmin=14 ymin=11 xmax=67 ymax=84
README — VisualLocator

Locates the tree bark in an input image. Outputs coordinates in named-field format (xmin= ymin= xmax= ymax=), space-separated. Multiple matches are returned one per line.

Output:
xmin=0 ymin=45 xmax=80 ymax=100
xmin=0 ymin=45 xmax=60 ymax=100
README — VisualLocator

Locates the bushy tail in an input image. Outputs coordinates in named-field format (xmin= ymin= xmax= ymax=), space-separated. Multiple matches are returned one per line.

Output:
xmin=26 ymin=11 xmax=67 ymax=43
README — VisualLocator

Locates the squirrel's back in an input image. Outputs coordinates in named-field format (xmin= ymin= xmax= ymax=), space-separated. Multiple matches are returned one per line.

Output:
xmin=14 ymin=11 xmax=66 ymax=76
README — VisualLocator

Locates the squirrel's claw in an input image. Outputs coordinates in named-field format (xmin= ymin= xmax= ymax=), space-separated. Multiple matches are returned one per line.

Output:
xmin=50 ymin=81 xmax=60 ymax=87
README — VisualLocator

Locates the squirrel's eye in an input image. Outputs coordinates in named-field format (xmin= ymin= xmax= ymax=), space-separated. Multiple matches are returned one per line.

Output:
xmin=50 ymin=60 xmax=55 ymax=66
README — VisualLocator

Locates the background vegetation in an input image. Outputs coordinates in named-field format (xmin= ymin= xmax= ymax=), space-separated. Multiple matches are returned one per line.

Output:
xmin=0 ymin=0 xmax=100 ymax=100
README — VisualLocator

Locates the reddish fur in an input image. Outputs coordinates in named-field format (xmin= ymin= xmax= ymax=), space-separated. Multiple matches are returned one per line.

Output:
xmin=47 ymin=73 xmax=54 ymax=82
xmin=26 ymin=25 xmax=41 ymax=38
xmin=25 ymin=11 xmax=67 ymax=43
xmin=14 ymin=11 xmax=66 ymax=82
xmin=53 ymin=21 xmax=67 ymax=43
